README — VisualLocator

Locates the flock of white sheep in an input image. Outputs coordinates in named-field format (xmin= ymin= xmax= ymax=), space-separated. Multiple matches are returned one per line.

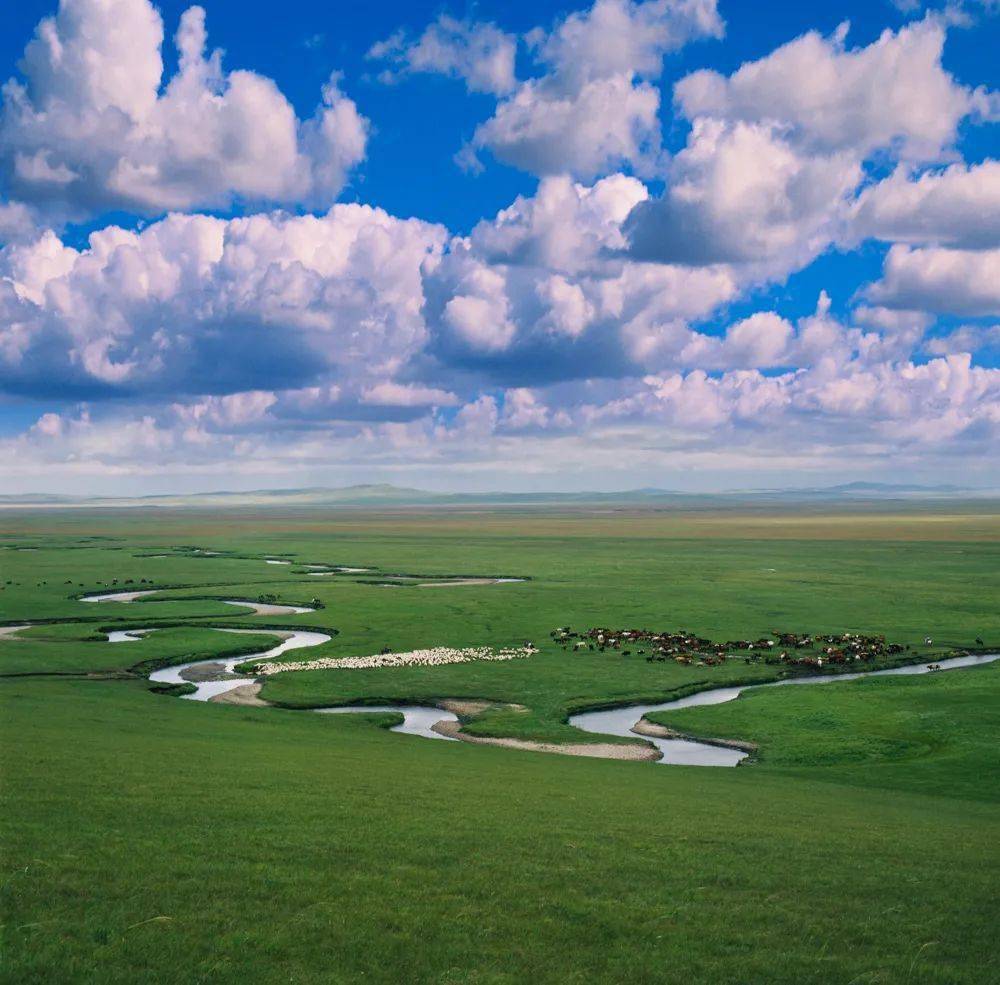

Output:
xmin=253 ymin=644 xmax=537 ymax=676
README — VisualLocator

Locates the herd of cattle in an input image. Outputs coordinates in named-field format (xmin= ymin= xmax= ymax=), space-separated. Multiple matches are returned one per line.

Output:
xmin=550 ymin=626 xmax=909 ymax=669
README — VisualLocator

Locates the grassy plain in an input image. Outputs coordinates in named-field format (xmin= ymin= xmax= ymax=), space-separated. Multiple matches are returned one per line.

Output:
xmin=650 ymin=661 xmax=1000 ymax=802
xmin=2 ymin=504 xmax=999 ymax=983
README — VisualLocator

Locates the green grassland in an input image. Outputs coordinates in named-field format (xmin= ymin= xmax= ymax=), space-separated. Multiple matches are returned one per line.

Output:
xmin=0 ymin=623 xmax=281 ymax=677
xmin=648 ymin=662 xmax=1000 ymax=803
xmin=2 ymin=505 xmax=999 ymax=983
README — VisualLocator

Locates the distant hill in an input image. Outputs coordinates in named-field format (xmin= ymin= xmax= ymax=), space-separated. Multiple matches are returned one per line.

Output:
xmin=718 ymin=482 xmax=973 ymax=501
xmin=0 ymin=481 xmax=995 ymax=509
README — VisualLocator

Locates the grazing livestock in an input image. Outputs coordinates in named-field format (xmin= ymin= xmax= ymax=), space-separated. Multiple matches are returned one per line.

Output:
xmin=566 ymin=625 xmax=909 ymax=671
xmin=254 ymin=644 xmax=537 ymax=676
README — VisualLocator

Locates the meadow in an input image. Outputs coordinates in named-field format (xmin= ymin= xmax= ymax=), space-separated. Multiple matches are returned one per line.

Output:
xmin=2 ymin=505 xmax=999 ymax=983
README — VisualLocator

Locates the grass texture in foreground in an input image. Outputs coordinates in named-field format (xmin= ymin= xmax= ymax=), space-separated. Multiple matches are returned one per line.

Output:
xmin=1 ymin=506 xmax=999 ymax=983
xmin=3 ymin=675 xmax=999 ymax=985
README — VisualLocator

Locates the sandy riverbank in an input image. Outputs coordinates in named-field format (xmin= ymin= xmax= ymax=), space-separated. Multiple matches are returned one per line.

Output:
xmin=209 ymin=682 xmax=271 ymax=707
xmin=632 ymin=717 xmax=757 ymax=752
xmin=431 ymin=720 xmax=661 ymax=760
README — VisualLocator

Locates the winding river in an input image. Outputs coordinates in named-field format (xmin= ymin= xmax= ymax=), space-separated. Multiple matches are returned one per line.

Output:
xmin=142 ymin=627 xmax=998 ymax=764
xmin=143 ymin=628 xmax=458 ymax=739
xmin=82 ymin=592 xmax=454 ymax=739
xmin=82 ymin=590 xmax=157 ymax=603
xmin=147 ymin=628 xmax=332 ymax=700
xmin=75 ymin=587 xmax=1000 ymax=765
xmin=83 ymin=590 xmax=457 ymax=739
xmin=569 ymin=652 xmax=1000 ymax=766
xmin=80 ymin=591 xmax=313 ymax=615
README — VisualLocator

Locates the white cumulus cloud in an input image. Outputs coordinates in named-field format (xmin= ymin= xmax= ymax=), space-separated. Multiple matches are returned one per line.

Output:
xmin=850 ymin=161 xmax=1000 ymax=249
xmin=865 ymin=245 xmax=1000 ymax=315
xmin=674 ymin=19 xmax=983 ymax=160
xmin=626 ymin=119 xmax=861 ymax=268
xmin=0 ymin=205 xmax=446 ymax=397
xmin=466 ymin=0 xmax=723 ymax=178
xmin=0 ymin=0 xmax=368 ymax=222
xmin=368 ymin=15 xmax=517 ymax=95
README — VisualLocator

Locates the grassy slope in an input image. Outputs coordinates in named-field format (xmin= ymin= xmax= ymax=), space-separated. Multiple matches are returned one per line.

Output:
xmin=2 ymin=507 xmax=1000 ymax=983
xmin=648 ymin=662 xmax=1000 ymax=803
xmin=3 ymin=676 xmax=998 ymax=985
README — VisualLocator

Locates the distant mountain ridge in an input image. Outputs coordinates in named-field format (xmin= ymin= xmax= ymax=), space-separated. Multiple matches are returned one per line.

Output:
xmin=0 ymin=481 xmax=994 ymax=509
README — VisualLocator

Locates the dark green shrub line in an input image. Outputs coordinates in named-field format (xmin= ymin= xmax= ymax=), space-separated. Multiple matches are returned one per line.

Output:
xmin=147 ymin=682 xmax=196 ymax=697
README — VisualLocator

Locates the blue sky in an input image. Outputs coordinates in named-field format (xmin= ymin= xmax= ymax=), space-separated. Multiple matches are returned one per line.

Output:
xmin=0 ymin=0 xmax=998 ymax=494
